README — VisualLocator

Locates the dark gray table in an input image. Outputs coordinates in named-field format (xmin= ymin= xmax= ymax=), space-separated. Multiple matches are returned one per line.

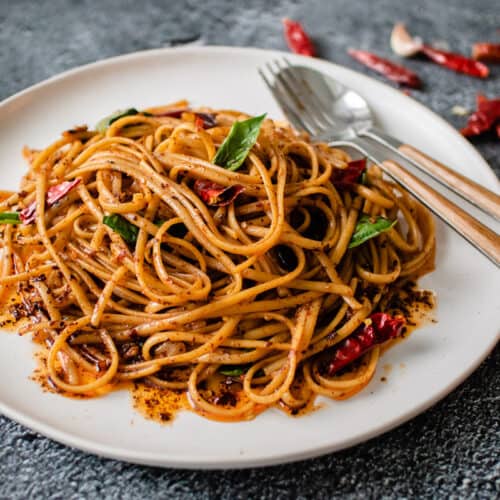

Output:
xmin=1 ymin=0 xmax=499 ymax=498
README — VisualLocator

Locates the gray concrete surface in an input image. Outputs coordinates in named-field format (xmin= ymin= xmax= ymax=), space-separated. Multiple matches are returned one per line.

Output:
xmin=0 ymin=0 xmax=499 ymax=498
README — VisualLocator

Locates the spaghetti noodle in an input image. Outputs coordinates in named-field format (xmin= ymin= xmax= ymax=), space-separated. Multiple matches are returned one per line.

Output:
xmin=0 ymin=102 xmax=435 ymax=421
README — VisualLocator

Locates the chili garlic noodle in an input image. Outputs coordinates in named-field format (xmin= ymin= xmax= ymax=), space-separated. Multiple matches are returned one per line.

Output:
xmin=0 ymin=102 xmax=435 ymax=421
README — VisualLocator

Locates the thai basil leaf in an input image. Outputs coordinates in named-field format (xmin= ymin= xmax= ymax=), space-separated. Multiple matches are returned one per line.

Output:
xmin=95 ymin=108 xmax=140 ymax=132
xmin=212 ymin=114 xmax=266 ymax=171
xmin=348 ymin=215 xmax=397 ymax=249
xmin=219 ymin=366 xmax=246 ymax=377
xmin=360 ymin=170 xmax=368 ymax=186
xmin=219 ymin=365 xmax=265 ymax=377
xmin=103 ymin=214 xmax=139 ymax=243
xmin=0 ymin=212 xmax=21 ymax=224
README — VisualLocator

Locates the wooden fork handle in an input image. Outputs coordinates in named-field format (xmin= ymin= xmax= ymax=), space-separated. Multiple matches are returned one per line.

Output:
xmin=399 ymin=144 xmax=500 ymax=220
xmin=381 ymin=159 xmax=500 ymax=267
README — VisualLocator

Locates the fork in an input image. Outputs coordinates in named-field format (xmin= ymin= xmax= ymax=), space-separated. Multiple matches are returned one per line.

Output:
xmin=259 ymin=59 xmax=500 ymax=267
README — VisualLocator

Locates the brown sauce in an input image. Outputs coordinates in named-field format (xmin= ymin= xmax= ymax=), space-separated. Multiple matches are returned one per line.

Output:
xmin=1 ymin=280 xmax=436 ymax=426
xmin=131 ymin=383 xmax=189 ymax=424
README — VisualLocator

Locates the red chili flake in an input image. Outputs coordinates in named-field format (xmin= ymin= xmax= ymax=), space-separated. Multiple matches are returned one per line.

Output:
xmin=195 ymin=116 xmax=205 ymax=130
xmin=282 ymin=18 xmax=316 ymax=57
xmin=461 ymin=94 xmax=500 ymax=138
xmin=328 ymin=312 xmax=405 ymax=376
xmin=347 ymin=49 xmax=422 ymax=88
xmin=150 ymin=109 xmax=186 ymax=118
xmin=194 ymin=112 xmax=217 ymax=128
xmin=420 ymin=45 xmax=489 ymax=78
xmin=472 ymin=43 xmax=500 ymax=63
xmin=193 ymin=179 xmax=245 ymax=207
xmin=331 ymin=158 xmax=366 ymax=190
xmin=20 ymin=178 xmax=81 ymax=224
xmin=151 ymin=109 xmax=216 ymax=128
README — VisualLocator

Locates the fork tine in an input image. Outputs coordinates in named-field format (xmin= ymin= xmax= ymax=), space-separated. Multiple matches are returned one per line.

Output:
xmin=259 ymin=65 xmax=317 ymax=135
xmin=267 ymin=61 xmax=324 ymax=135
xmin=271 ymin=59 xmax=327 ymax=134
xmin=281 ymin=58 xmax=338 ymax=129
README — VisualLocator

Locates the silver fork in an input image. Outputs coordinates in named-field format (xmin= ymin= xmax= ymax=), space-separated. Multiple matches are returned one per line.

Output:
xmin=258 ymin=58 xmax=500 ymax=267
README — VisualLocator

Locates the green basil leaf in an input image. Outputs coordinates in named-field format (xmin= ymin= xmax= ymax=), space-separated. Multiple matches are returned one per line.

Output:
xmin=212 ymin=114 xmax=266 ymax=171
xmin=103 ymin=214 xmax=139 ymax=243
xmin=0 ymin=212 xmax=21 ymax=224
xmin=348 ymin=215 xmax=397 ymax=249
xmin=219 ymin=365 xmax=265 ymax=377
xmin=219 ymin=366 xmax=245 ymax=377
xmin=95 ymin=108 xmax=140 ymax=132
xmin=360 ymin=170 xmax=368 ymax=186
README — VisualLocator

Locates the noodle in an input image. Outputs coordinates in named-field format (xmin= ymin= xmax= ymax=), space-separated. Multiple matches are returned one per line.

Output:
xmin=0 ymin=104 xmax=435 ymax=421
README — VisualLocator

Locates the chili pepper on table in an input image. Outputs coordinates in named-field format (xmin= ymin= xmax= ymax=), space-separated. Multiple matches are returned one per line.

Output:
xmin=472 ymin=43 xmax=500 ymax=63
xmin=390 ymin=23 xmax=489 ymax=78
xmin=347 ymin=49 xmax=422 ymax=88
xmin=282 ymin=18 xmax=315 ymax=57
xmin=328 ymin=313 xmax=405 ymax=376
xmin=461 ymin=94 xmax=500 ymax=138
xmin=420 ymin=45 xmax=489 ymax=78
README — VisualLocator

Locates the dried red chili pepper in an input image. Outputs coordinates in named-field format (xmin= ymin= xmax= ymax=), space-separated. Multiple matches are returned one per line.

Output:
xmin=472 ymin=43 xmax=500 ymax=63
xmin=461 ymin=94 xmax=500 ymax=137
xmin=20 ymin=178 xmax=81 ymax=224
xmin=193 ymin=179 xmax=245 ymax=207
xmin=390 ymin=24 xmax=490 ymax=78
xmin=194 ymin=112 xmax=217 ymax=128
xmin=282 ymin=18 xmax=315 ymax=57
xmin=327 ymin=312 xmax=405 ymax=376
xmin=150 ymin=108 xmax=186 ymax=118
xmin=331 ymin=158 xmax=366 ymax=190
xmin=347 ymin=49 xmax=421 ymax=88
xmin=152 ymin=109 xmax=217 ymax=128
xmin=420 ymin=45 xmax=489 ymax=78
xmin=195 ymin=116 xmax=205 ymax=130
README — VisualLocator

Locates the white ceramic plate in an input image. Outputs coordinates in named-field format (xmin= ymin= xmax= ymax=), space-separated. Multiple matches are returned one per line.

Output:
xmin=0 ymin=47 xmax=499 ymax=469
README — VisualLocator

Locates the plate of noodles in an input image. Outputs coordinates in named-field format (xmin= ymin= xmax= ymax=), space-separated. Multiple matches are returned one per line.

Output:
xmin=0 ymin=46 xmax=498 ymax=469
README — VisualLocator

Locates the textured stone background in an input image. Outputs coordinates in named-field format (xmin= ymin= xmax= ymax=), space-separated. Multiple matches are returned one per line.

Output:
xmin=0 ymin=0 xmax=499 ymax=498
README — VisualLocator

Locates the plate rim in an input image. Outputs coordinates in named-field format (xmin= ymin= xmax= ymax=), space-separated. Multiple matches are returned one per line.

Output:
xmin=0 ymin=45 xmax=498 ymax=469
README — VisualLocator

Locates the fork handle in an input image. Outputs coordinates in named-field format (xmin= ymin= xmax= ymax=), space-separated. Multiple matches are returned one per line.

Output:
xmin=360 ymin=129 xmax=500 ymax=220
xmin=381 ymin=159 xmax=500 ymax=267
xmin=399 ymin=144 xmax=500 ymax=220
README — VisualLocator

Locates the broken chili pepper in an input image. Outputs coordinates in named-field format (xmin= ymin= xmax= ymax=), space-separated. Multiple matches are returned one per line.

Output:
xmin=150 ymin=108 xmax=185 ymax=118
xmin=420 ymin=45 xmax=489 ymax=78
xmin=194 ymin=112 xmax=217 ymax=128
xmin=390 ymin=24 xmax=489 ymax=78
xmin=461 ymin=94 xmax=500 ymax=138
xmin=282 ymin=18 xmax=315 ymax=57
xmin=193 ymin=179 xmax=245 ymax=207
xmin=472 ymin=43 xmax=500 ymax=63
xmin=195 ymin=115 xmax=205 ymax=130
xmin=328 ymin=312 xmax=405 ymax=376
xmin=20 ymin=178 xmax=81 ymax=225
xmin=331 ymin=158 xmax=366 ymax=190
xmin=347 ymin=49 xmax=421 ymax=88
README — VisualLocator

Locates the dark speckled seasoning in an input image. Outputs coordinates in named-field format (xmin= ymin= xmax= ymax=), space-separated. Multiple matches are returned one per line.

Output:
xmin=0 ymin=0 xmax=498 ymax=498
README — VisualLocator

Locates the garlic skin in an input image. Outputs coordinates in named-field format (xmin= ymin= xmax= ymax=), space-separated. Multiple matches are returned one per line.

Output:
xmin=390 ymin=23 xmax=422 ymax=57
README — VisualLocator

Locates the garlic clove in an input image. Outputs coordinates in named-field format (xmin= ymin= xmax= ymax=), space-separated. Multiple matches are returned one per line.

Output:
xmin=390 ymin=23 xmax=422 ymax=57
